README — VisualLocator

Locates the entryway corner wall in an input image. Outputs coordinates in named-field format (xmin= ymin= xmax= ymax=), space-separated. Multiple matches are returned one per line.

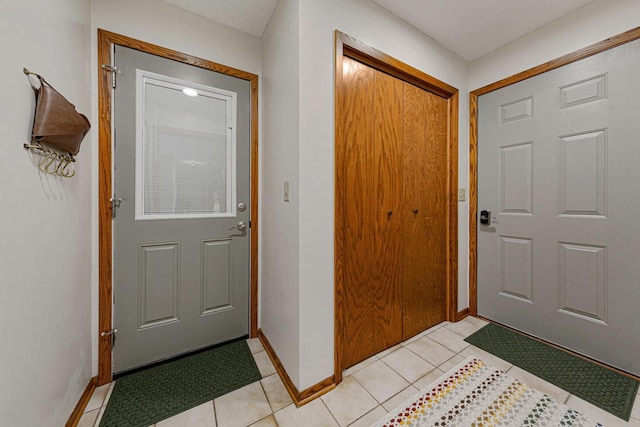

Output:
xmin=261 ymin=0 xmax=470 ymax=393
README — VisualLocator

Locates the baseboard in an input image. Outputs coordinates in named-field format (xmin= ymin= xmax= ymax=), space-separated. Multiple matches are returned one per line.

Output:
xmin=258 ymin=329 xmax=336 ymax=407
xmin=65 ymin=376 xmax=97 ymax=427
xmin=456 ymin=308 xmax=470 ymax=321
xmin=296 ymin=375 xmax=336 ymax=406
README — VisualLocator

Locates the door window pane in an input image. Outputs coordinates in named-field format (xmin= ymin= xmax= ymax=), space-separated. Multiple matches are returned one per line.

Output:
xmin=135 ymin=70 xmax=237 ymax=220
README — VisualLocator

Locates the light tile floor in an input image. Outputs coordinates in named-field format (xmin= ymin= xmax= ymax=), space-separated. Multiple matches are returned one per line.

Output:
xmin=78 ymin=317 xmax=640 ymax=426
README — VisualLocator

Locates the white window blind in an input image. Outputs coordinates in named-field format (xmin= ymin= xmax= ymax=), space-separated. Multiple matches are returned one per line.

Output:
xmin=135 ymin=70 xmax=237 ymax=220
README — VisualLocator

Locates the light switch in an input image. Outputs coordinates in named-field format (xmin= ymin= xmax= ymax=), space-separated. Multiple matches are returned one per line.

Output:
xmin=458 ymin=188 xmax=466 ymax=202
xmin=284 ymin=181 xmax=290 ymax=202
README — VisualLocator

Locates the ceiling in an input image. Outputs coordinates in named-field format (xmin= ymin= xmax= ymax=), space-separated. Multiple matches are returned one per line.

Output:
xmin=164 ymin=0 xmax=278 ymax=37
xmin=164 ymin=0 xmax=597 ymax=61
xmin=372 ymin=0 xmax=597 ymax=61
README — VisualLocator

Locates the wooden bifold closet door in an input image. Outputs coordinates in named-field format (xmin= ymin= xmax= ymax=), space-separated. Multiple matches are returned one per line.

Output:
xmin=339 ymin=56 xmax=448 ymax=369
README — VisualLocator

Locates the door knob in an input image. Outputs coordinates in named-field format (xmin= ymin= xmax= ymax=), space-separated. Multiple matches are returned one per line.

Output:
xmin=229 ymin=221 xmax=247 ymax=232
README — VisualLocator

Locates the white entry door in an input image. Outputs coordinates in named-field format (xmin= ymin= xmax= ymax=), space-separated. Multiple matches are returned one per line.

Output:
xmin=112 ymin=46 xmax=252 ymax=373
xmin=477 ymin=38 xmax=640 ymax=376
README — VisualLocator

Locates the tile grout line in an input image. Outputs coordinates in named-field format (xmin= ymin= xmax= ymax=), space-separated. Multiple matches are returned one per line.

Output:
xmin=376 ymin=341 xmax=450 ymax=397
xmin=346 ymin=368 xmax=386 ymax=407
xmin=319 ymin=396 xmax=341 ymax=427
xmin=212 ymin=399 xmax=218 ymax=427
xmin=403 ymin=335 xmax=456 ymax=368
xmin=257 ymin=376 xmax=277 ymax=415
xmin=346 ymin=405 xmax=383 ymax=427
xmin=376 ymin=352 xmax=407 ymax=384
xmin=329 ymin=323 xmax=478 ymax=427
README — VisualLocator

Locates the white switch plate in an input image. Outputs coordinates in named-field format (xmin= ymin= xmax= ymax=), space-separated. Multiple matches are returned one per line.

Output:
xmin=458 ymin=188 xmax=466 ymax=202
xmin=284 ymin=181 xmax=290 ymax=202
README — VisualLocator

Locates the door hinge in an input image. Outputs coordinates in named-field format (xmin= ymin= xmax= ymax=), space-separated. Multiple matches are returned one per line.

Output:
xmin=101 ymin=64 xmax=118 ymax=89
xmin=110 ymin=195 xmax=123 ymax=218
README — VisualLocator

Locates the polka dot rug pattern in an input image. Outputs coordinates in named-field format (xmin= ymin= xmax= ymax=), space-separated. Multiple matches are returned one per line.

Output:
xmin=372 ymin=357 xmax=603 ymax=427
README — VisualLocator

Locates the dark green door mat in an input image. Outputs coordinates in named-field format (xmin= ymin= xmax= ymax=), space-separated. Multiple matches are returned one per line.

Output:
xmin=99 ymin=340 xmax=262 ymax=427
xmin=464 ymin=323 xmax=639 ymax=421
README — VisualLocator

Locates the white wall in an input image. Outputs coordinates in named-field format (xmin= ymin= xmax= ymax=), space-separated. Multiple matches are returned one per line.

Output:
xmin=296 ymin=0 xmax=470 ymax=390
xmin=90 ymin=0 xmax=262 ymax=375
xmin=470 ymin=0 xmax=640 ymax=90
xmin=260 ymin=0 xmax=302 ymax=386
xmin=0 ymin=0 xmax=92 ymax=425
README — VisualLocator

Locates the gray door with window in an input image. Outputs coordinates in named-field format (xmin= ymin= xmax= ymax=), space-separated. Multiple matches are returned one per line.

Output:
xmin=112 ymin=46 xmax=251 ymax=373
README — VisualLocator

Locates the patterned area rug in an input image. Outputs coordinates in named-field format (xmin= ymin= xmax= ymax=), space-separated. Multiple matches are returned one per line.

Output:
xmin=373 ymin=357 xmax=602 ymax=427
xmin=99 ymin=340 xmax=261 ymax=427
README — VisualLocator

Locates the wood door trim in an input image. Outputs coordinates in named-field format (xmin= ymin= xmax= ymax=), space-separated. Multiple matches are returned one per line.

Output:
xmin=468 ymin=25 xmax=640 ymax=317
xmin=447 ymin=92 xmax=459 ymax=321
xmin=258 ymin=329 xmax=336 ymax=407
xmin=338 ymin=32 xmax=458 ymax=99
xmin=97 ymin=29 xmax=259 ymax=385
xmin=455 ymin=308 xmax=470 ymax=322
xmin=334 ymin=30 xmax=459 ymax=384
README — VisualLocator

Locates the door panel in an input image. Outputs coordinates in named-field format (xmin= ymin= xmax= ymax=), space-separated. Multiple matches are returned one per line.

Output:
xmin=341 ymin=58 xmax=404 ymax=368
xmin=371 ymin=69 xmax=403 ymax=353
xmin=138 ymin=243 xmax=180 ymax=328
xmin=421 ymin=90 xmax=448 ymax=330
xmin=341 ymin=57 xmax=375 ymax=368
xmin=477 ymin=38 xmax=640 ymax=375
xmin=202 ymin=239 xmax=234 ymax=313
xmin=402 ymin=84 xmax=448 ymax=339
xmin=402 ymin=84 xmax=430 ymax=339
xmin=113 ymin=46 xmax=251 ymax=373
